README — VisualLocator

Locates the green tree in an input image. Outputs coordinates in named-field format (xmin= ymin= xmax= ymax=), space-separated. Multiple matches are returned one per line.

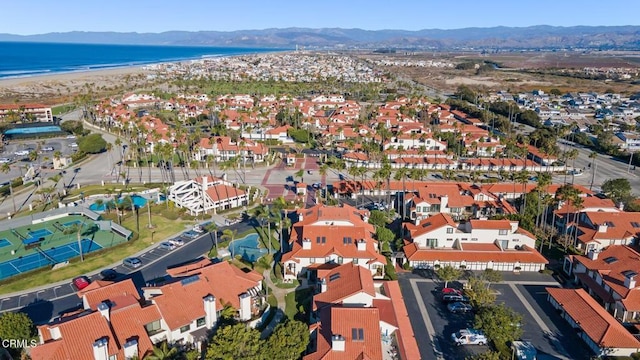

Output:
xmin=205 ymin=323 xmax=262 ymax=360
xmin=264 ymin=320 xmax=309 ymax=360
xmin=480 ymin=269 xmax=503 ymax=289
xmin=78 ymin=133 xmax=107 ymax=154
xmin=147 ymin=342 xmax=178 ymax=360
xmin=601 ymin=178 xmax=633 ymax=205
xmin=465 ymin=351 xmax=502 ymax=360
xmin=474 ymin=304 xmax=524 ymax=355
xmin=435 ymin=265 xmax=462 ymax=288
xmin=464 ymin=276 xmax=496 ymax=308
xmin=375 ymin=227 xmax=395 ymax=244
xmin=0 ymin=312 xmax=36 ymax=357
xmin=368 ymin=210 xmax=389 ymax=228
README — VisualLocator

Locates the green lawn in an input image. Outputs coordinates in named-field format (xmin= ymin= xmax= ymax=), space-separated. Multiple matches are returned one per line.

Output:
xmin=284 ymin=287 xmax=312 ymax=321
xmin=52 ymin=104 xmax=76 ymax=115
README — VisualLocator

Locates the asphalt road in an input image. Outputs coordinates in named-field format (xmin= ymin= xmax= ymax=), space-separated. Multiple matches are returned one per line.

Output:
xmin=0 ymin=219 xmax=253 ymax=325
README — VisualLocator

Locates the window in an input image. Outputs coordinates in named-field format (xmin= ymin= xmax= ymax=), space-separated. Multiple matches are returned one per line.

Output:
xmin=343 ymin=237 xmax=352 ymax=244
xmin=322 ymin=236 xmax=326 ymax=243
xmin=426 ymin=239 xmax=438 ymax=248
xmin=109 ymin=356 xmax=117 ymax=360
xmin=461 ymin=238 xmax=468 ymax=241
xmin=144 ymin=320 xmax=162 ymax=335
xmin=499 ymin=229 xmax=508 ymax=235
xmin=180 ymin=324 xmax=191 ymax=333
xmin=471 ymin=238 xmax=478 ymax=241
xmin=446 ymin=238 xmax=453 ymax=242
xmin=353 ymin=258 xmax=359 ymax=264
xmin=310 ymin=257 xmax=316 ymax=264
xmin=316 ymin=236 xmax=321 ymax=244
xmin=446 ymin=228 xmax=453 ymax=234
xmin=352 ymin=328 xmax=364 ymax=341
xmin=197 ymin=317 xmax=206 ymax=327
xmin=338 ymin=256 xmax=344 ymax=264
xmin=513 ymin=238 xmax=520 ymax=242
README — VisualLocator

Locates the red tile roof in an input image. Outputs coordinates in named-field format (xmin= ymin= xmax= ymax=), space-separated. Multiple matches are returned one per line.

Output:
xmin=469 ymin=219 xmax=512 ymax=230
xmin=313 ymin=263 xmax=375 ymax=311
xmin=546 ymin=287 xmax=640 ymax=349
xmin=382 ymin=282 xmax=421 ymax=360
xmin=304 ymin=307 xmax=383 ymax=360
xmin=80 ymin=279 xmax=140 ymax=310
xmin=403 ymin=243 xmax=548 ymax=264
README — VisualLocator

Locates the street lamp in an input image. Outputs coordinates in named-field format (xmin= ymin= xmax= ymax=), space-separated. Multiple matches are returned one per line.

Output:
xmin=628 ymin=151 xmax=635 ymax=173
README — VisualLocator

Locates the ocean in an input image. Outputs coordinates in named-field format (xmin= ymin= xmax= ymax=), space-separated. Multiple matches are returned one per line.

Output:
xmin=0 ymin=42 xmax=283 ymax=79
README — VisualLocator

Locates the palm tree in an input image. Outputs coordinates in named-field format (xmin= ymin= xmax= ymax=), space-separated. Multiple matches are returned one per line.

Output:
xmin=514 ymin=170 xmax=530 ymax=215
xmin=147 ymin=342 xmax=178 ymax=360
xmin=1 ymin=162 xmax=16 ymax=214
xmin=589 ymin=151 xmax=598 ymax=190
xmin=294 ymin=169 xmax=305 ymax=184
xmin=318 ymin=164 xmax=329 ymax=203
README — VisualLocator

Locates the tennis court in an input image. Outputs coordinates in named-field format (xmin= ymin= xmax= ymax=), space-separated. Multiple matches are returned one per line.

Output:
xmin=0 ymin=239 xmax=11 ymax=248
xmin=28 ymin=229 xmax=53 ymax=238
xmin=62 ymin=220 xmax=83 ymax=227
xmin=0 ymin=239 xmax=103 ymax=280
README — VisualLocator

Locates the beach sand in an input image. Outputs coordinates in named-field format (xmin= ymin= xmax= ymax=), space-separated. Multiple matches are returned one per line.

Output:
xmin=0 ymin=66 xmax=153 ymax=104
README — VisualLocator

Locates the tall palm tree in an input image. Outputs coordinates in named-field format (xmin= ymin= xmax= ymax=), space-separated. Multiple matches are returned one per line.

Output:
xmin=514 ymin=170 xmax=530 ymax=215
xmin=589 ymin=151 xmax=598 ymax=190
xmin=1 ymin=162 xmax=16 ymax=214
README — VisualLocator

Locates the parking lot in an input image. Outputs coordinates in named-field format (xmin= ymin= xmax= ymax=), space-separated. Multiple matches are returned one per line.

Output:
xmin=398 ymin=272 xmax=593 ymax=360
xmin=0 ymin=137 xmax=78 ymax=182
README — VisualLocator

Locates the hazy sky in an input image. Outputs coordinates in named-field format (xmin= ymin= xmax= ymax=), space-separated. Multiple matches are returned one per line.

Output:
xmin=2 ymin=0 xmax=639 ymax=35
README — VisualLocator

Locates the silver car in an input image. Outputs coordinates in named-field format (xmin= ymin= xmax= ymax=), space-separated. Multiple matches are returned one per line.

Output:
xmin=158 ymin=242 xmax=176 ymax=251
xmin=122 ymin=257 xmax=142 ymax=268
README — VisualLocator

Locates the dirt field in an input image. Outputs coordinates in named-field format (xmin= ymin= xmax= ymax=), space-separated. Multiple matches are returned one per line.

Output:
xmin=358 ymin=51 xmax=640 ymax=96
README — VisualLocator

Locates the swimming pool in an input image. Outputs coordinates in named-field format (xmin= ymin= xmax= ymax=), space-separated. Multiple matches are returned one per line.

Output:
xmin=229 ymin=233 xmax=268 ymax=262
xmin=89 ymin=195 xmax=148 ymax=211
xmin=4 ymin=126 xmax=63 ymax=135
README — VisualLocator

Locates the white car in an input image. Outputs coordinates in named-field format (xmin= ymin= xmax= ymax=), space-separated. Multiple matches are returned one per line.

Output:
xmin=14 ymin=150 xmax=29 ymax=156
xmin=168 ymin=238 xmax=185 ymax=246
xmin=451 ymin=329 xmax=487 ymax=346
xmin=158 ymin=242 xmax=176 ymax=251
xmin=0 ymin=158 xmax=11 ymax=164
xmin=70 ymin=143 xmax=78 ymax=148
xmin=66 ymin=135 xmax=76 ymax=139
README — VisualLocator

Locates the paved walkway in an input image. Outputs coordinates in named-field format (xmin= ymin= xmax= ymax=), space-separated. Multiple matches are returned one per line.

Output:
xmin=260 ymin=262 xmax=290 ymax=338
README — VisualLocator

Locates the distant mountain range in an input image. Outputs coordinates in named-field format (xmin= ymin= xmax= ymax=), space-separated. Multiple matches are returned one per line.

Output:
xmin=2 ymin=26 xmax=640 ymax=50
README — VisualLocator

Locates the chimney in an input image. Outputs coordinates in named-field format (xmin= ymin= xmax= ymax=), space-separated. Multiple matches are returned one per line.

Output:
xmin=587 ymin=250 xmax=598 ymax=260
xmin=331 ymin=335 xmax=346 ymax=352
xmin=320 ymin=278 xmax=327 ymax=293
xmin=123 ymin=339 xmax=138 ymax=360
xmin=624 ymin=273 xmax=637 ymax=289
xmin=92 ymin=338 xmax=109 ymax=360
xmin=440 ymin=195 xmax=449 ymax=211
xmin=619 ymin=202 xmax=625 ymax=211
xmin=598 ymin=223 xmax=608 ymax=233
xmin=357 ymin=239 xmax=366 ymax=251
xmin=302 ymin=238 xmax=312 ymax=250
xmin=97 ymin=302 xmax=110 ymax=322
xmin=204 ymin=295 xmax=217 ymax=328
xmin=239 ymin=293 xmax=251 ymax=321
xmin=298 ymin=212 xmax=304 ymax=222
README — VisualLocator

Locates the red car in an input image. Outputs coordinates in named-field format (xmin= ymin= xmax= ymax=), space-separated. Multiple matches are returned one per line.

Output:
xmin=441 ymin=287 xmax=462 ymax=296
xmin=72 ymin=276 xmax=91 ymax=290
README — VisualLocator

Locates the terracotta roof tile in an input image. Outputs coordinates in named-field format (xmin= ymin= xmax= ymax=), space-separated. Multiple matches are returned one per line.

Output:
xmin=404 ymin=243 xmax=548 ymax=264
xmin=547 ymin=287 xmax=640 ymax=349
xmin=313 ymin=263 xmax=375 ymax=311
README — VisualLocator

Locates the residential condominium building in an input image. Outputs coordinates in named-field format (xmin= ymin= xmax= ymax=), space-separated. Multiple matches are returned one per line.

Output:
xmin=0 ymin=103 xmax=53 ymax=122
xmin=194 ymin=136 xmax=268 ymax=164
xmin=31 ymin=259 xmax=263 ymax=360
xmin=401 ymin=213 xmax=548 ymax=272
xmin=570 ymin=211 xmax=640 ymax=252
xmin=304 ymin=263 xmax=420 ymax=360
xmin=281 ymin=204 xmax=387 ymax=281
xmin=562 ymin=245 xmax=640 ymax=323
xmin=168 ymin=175 xmax=249 ymax=216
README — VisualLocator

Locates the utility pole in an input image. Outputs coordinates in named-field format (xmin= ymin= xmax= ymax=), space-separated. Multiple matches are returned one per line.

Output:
xmin=628 ymin=152 xmax=635 ymax=173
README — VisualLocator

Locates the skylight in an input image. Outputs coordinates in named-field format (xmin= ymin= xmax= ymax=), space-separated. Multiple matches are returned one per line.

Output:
xmin=604 ymin=257 xmax=618 ymax=264
xmin=180 ymin=275 xmax=200 ymax=286
xmin=422 ymin=222 xmax=432 ymax=228
xmin=329 ymin=273 xmax=341 ymax=282
xmin=631 ymin=222 xmax=640 ymax=228
xmin=623 ymin=270 xmax=637 ymax=278
xmin=352 ymin=328 xmax=364 ymax=341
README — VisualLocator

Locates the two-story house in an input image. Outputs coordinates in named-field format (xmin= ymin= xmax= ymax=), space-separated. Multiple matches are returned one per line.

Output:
xmin=168 ymin=175 xmax=248 ymax=216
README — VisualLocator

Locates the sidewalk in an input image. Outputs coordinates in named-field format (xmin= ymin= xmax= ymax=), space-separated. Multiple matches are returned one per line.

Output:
xmin=260 ymin=262 xmax=289 ymax=338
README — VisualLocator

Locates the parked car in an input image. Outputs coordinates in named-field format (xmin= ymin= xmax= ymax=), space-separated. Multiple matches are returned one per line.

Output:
xmin=100 ymin=269 xmax=118 ymax=281
xmin=442 ymin=294 xmax=470 ymax=303
xmin=69 ymin=143 xmax=78 ymax=148
xmin=169 ymin=238 xmax=185 ymax=246
xmin=0 ymin=158 xmax=11 ymax=164
xmin=451 ymin=329 xmax=487 ymax=346
xmin=441 ymin=287 xmax=462 ymax=296
xmin=14 ymin=150 xmax=29 ymax=156
xmin=66 ymin=135 xmax=76 ymax=139
xmin=41 ymin=146 xmax=54 ymax=152
xmin=158 ymin=242 xmax=176 ymax=251
xmin=72 ymin=275 xmax=91 ymax=290
xmin=122 ymin=257 xmax=142 ymax=269
xmin=312 ymin=182 xmax=323 ymax=189
xmin=447 ymin=302 xmax=473 ymax=313
xmin=182 ymin=230 xmax=199 ymax=239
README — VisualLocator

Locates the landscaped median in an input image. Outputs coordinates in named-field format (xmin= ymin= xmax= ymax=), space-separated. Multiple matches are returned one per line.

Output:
xmin=0 ymin=205 xmax=194 ymax=295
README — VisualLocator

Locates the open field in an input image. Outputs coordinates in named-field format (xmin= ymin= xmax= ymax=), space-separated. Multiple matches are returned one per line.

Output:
xmin=359 ymin=51 xmax=640 ymax=96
